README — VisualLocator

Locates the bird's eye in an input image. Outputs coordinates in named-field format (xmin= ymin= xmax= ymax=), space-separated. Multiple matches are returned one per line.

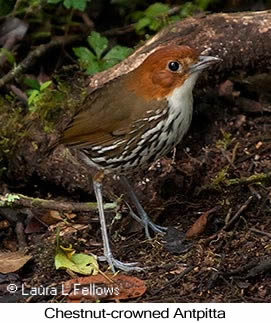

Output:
xmin=168 ymin=61 xmax=180 ymax=72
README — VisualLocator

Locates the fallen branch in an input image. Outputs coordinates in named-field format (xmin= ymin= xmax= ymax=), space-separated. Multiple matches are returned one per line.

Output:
xmin=0 ymin=193 xmax=117 ymax=213
xmin=88 ymin=10 xmax=271 ymax=89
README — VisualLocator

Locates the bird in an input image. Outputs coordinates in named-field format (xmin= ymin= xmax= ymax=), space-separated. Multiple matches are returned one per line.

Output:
xmin=59 ymin=45 xmax=221 ymax=272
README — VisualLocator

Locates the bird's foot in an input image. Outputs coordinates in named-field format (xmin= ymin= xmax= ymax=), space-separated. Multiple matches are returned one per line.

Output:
xmin=127 ymin=204 xmax=167 ymax=239
xmin=120 ymin=176 xmax=167 ymax=239
xmin=146 ymin=218 xmax=167 ymax=234
xmin=98 ymin=255 xmax=144 ymax=273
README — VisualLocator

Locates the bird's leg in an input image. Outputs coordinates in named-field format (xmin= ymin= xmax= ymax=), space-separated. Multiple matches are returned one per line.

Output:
xmin=93 ymin=171 xmax=143 ymax=272
xmin=120 ymin=175 xmax=167 ymax=239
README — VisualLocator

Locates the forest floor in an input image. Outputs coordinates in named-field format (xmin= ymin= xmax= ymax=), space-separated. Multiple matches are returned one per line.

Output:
xmin=1 ymin=75 xmax=271 ymax=303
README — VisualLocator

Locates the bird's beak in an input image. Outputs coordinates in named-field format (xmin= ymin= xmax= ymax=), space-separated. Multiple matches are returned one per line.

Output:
xmin=189 ymin=55 xmax=222 ymax=74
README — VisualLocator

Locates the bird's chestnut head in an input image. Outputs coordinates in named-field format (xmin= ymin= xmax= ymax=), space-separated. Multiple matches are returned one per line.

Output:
xmin=127 ymin=45 xmax=221 ymax=100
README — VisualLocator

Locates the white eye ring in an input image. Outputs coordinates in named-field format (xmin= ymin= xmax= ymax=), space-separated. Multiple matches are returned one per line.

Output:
xmin=168 ymin=61 xmax=181 ymax=72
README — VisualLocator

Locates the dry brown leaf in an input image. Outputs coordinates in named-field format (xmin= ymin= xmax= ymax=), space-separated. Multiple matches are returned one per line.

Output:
xmin=2 ymin=239 xmax=18 ymax=252
xmin=64 ymin=213 xmax=77 ymax=220
xmin=36 ymin=209 xmax=62 ymax=225
xmin=0 ymin=251 xmax=32 ymax=274
xmin=0 ymin=220 xmax=10 ymax=230
xmin=186 ymin=212 xmax=209 ymax=238
xmin=186 ymin=206 xmax=220 ymax=238
xmin=63 ymin=274 xmax=146 ymax=302
xmin=47 ymin=224 xmax=88 ymax=242
xmin=25 ymin=217 xmax=44 ymax=233
xmin=25 ymin=210 xmax=62 ymax=233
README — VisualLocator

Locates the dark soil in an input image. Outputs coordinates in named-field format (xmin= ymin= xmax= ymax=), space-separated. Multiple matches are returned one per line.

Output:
xmin=1 ymin=75 xmax=271 ymax=303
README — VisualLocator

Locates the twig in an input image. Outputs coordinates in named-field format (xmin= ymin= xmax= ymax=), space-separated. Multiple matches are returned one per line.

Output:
xmin=167 ymin=6 xmax=182 ymax=16
xmin=206 ymin=196 xmax=254 ymax=244
xmin=78 ymin=12 xmax=94 ymax=28
xmin=0 ymin=35 xmax=84 ymax=89
xmin=103 ymin=5 xmax=181 ymax=37
xmin=223 ymin=196 xmax=253 ymax=230
xmin=250 ymin=228 xmax=271 ymax=239
xmin=103 ymin=24 xmax=136 ymax=37
xmin=231 ymin=142 xmax=239 ymax=164
xmin=248 ymin=185 xmax=261 ymax=200
xmin=150 ymin=265 xmax=195 ymax=296
xmin=220 ymin=148 xmax=237 ymax=170
xmin=10 ymin=84 xmax=28 ymax=104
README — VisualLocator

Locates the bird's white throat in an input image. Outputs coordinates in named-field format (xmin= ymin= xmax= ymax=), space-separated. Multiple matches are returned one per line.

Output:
xmin=165 ymin=71 xmax=200 ymax=146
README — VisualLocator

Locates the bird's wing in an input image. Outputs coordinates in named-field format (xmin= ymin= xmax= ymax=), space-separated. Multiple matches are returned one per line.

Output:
xmin=61 ymin=76 xmax=130 ymax=148
xmin=61 ymin=75 xmax=167 ymax=149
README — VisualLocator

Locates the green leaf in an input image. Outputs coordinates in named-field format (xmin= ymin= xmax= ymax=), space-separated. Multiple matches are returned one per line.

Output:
xmin=0 ymin=48 xmax=15 ymax=65
xmin=73 ymin=46 xmax=95 ymax=61
xmin=55 ymin=246 xmax=99 ymax=275
xmin=169 ymin=15 xmax=181 ymax=23
xmin=86 ymin=60 xmax=100 ymax=75
xmin=23 ymin=77 xmax=40 ymax=90
xmin=100 ymin=59 xmax=118 ymax=71
xmin=73 ymin=46 xmax=101 ymax=74
xmin=87 ymin=31 xmax=108 ymax=60
xmin=135 ymin=17 xmax=151 ymax=32
xmin=196 ymin=0 xmax=217 ymax=10
xmin=63 ymin=0 xmax=72 ymax=9
xmin=63 ymin=0 xmax=88 ymax=11
xmin=27 ymin=89 xmax=40 ymax=108
xmin=40 ymin=80 xmax=52 ymax=91
xmin=179 ymin=2 xmax=197 ymax=18
xmin=130 ymin=10 xmax=145 ymax=22
xmin=149 ymin=18 xmax=162 ymax=31
xmin=47 ymin=0 xmax=62 ymax=4
xmin=100 ymin=46 xmax=132 ymax=70
xmin=144 ymin=3 xmax=169 ymax=17
xmin=73 ymin=46 xmax=96 ymax=69
xmin=104 ymin=45 xmax=132 ymax=61
xmin=0 ymin=194 xmax=20 ymax=207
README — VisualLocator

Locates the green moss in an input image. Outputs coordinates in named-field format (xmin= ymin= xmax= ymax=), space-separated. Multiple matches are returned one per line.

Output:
xmin=196 ymin=170 xmax=271 ymax=196
xmin=225 ymin=172 xmax=271 ymax=186
xmin=0 ymin=193 xmax=20 ymax=207
xmin=216 ymin=132 xmax=233 ymax=150
xmin=210 ymin=166 xmax=229 ymax=189
xmin=0 ymin=98 xmax=24 ymax=158
xmin=0 ymin=78 xmax=86 ymax=179
xmin=29 ymin=80 xmax=82 ymax=132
